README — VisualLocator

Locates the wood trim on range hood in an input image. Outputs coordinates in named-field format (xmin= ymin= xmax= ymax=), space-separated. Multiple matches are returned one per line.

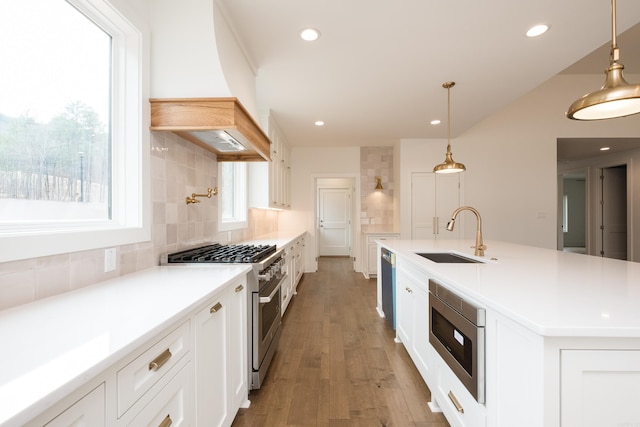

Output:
xmin=149 ymin=97 xmax=271 ymax=162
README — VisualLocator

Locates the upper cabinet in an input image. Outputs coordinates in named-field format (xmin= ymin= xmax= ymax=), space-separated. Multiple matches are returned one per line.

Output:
xmin=249 ymin=114 xmax=291 ymax=209
xmin=149 ymin=98 xmax=271 ymax=162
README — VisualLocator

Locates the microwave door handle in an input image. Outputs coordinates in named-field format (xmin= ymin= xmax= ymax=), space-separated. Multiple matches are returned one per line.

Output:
xmin=260 ymin=280 xmax=282 ymax=303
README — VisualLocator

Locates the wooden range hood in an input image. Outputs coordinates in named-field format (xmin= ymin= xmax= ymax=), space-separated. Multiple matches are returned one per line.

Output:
xmin=150 ymin=97 xmax=271 ymax=162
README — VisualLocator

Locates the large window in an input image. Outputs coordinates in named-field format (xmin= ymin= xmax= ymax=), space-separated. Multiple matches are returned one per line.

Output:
xmin=0 ymin=0 xmax=149 ymax=262
xmin=218 ymin=162 xmax=247 ymax=231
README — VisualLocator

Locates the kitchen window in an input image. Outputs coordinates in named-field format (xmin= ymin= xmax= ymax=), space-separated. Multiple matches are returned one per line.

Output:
xmin=218 ymin=162 xmax=248 ymax=231
xmin=0 ymin=0 xmax=149 ymax=262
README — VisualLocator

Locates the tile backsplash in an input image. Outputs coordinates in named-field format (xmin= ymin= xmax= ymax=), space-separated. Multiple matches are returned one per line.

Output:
xmin=0 ymin=132 xmax=278 ymax=311
xmin=360 ymin=146 xmax=394 ymax=231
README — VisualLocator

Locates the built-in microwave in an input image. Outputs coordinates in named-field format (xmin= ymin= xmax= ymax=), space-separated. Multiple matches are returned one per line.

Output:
xmin=429 ymin=279 xmax=486 ymax=403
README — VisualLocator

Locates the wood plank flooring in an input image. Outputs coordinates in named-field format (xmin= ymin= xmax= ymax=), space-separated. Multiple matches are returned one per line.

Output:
xmin=232 ymin=256 xmax=449 ymax=427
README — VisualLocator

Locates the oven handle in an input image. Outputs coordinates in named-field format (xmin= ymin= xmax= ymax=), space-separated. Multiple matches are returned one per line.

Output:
xmin=259 ymin=276 xmax=284 ymax=303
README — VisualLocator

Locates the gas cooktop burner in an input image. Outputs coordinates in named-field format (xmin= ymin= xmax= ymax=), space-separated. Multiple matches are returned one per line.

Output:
xmin=166 ymin=243 xmax=277 ymax=264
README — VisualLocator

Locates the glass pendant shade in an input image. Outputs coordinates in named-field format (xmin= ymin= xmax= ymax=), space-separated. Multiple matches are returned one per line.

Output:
xmin=434 ymin=81 xmax=466 ymax=174
xmin=567 ymin=0 xmax=640 ymax=120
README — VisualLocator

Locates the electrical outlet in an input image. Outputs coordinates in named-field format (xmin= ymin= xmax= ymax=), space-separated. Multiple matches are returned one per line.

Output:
xmin=104 ymin=248 xmax=117 ymax=272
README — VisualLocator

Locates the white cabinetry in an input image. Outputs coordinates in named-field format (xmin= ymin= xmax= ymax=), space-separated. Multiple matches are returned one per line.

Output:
xmin=281 ymin=234 xmax=306 ymax=314
xmin=394 ymin=258 xmax=432 ymax=385
xmin=20 ymin=272 xmax=249 ymax=427
xmin=194 ymin=277 xmax=248 ymax=427
xmin=433 ymin=353 xmax=486 ymax=427
xmin=561 ymin=349 xmax=640 ymax=427
xmin=42 ymin=385 xmax=106 ymax=427
xmin=410 ymin=172 xmax=461 ymax=240
xmin=249 ymin=114 xmax=291 ymax=209
xmin=362 ymin=232 xmax=399 ymax=279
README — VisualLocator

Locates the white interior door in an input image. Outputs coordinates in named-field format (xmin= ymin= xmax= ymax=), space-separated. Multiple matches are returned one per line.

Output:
xmin=601 ymin=165 xmax=627 ymax=260
xmin=318 ymin=188 xmax=351 ymax=256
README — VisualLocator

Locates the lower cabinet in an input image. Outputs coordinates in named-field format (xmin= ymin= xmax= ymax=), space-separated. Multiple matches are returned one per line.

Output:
xmin=561 ymin=349 xmax=640 ymax=427
xmin=26 ymin=275 xmax=248 ymax=427
xmin=282 ymin=233 xmax=306 ymax=315
xmin=362 ymin=233 xmax=399 ymax=279
xmin=43 ymin=384 xmax=106 ymax=427
xmin=395 ymin=259 xmax=432 ymax=385
xmin=194 ymin=278 xmax=248 ymax=427
xmin=125 ymin=360 xmax=192 ymax=427
xmin=432 ymin=353 xmax=486 ymax=427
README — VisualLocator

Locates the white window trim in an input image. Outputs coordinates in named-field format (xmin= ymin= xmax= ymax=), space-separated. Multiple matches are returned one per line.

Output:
xmin=218 ymin=162 xmax=248 ymax=232
xmin=0 ymin=0 xmax=150 ymax=262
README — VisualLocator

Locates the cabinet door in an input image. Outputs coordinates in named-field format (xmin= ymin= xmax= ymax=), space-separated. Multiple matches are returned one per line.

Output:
xmin=562 ymin=350 xmax=640 ymax=427
xmin=411 ymin=284 xmax=432 ymax=383
xmin=395 ymin=269 xmax=414 ymax=349
xmin=228 ymin=281 xmax=249 ymax=411
xmin=410 ymin=172 xmax=460 ymax=240
xmin=195 ymin=291 xmax=230 ymax=427
xmin=43 ymin=384 xmax=105 ymax=427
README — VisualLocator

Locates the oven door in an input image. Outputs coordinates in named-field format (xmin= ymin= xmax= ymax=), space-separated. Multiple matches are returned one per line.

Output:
xmin=429 ymin=290 xmax=485 ymax=403
xmin=252 ymin=274 xmax=284 ymax=370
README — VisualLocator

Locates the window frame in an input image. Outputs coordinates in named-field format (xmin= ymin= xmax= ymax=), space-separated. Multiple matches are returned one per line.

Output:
xmin=218 ymin=162 xmax=248 ymax=232
xmin=0 ymin=0 xmax=150 ymax=262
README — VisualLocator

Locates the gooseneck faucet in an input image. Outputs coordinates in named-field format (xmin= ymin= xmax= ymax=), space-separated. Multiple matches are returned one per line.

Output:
xmin=446 ymin=206 xmax=487 ymax=257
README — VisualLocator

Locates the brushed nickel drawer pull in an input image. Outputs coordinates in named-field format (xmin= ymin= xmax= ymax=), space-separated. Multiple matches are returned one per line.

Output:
xmin=235 ymin=284 xmax=244 ymax=293
xmin=210 ymin=302 xmax=223 ymax=313
xmin=148 ymin=348 xmax=172 ymax=371
xmin=159 ymin=414 xmax=173 ymax=427
xmin=448 ymin=391 xmax=464 ymax=413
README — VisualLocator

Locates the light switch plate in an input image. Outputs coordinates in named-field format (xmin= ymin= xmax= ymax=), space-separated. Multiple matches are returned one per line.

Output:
xmin=104 ymin=248 xmax=117 ymax=272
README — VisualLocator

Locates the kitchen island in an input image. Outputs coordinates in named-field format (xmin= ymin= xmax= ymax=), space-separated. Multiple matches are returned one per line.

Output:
xmin=378 ymin=239 xmax=640 ymax=427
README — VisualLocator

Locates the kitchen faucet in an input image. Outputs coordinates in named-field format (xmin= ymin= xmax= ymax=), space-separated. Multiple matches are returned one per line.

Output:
xmin=446 ymin=206 xmax=487 ymax=257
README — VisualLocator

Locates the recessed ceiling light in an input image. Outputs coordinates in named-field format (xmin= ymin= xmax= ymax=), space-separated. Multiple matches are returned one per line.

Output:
xmin=526 ymin=24 xmax=549 ymax=37
xmin=600 ymin=146 xmax=611 ymax=151
xmin=300 ymin=28 xmax=320 ymax=41
xmin=314 ymin=120 xmax=325 ymax=126
xmin=430 ymin=119 xmax=441 ymax=125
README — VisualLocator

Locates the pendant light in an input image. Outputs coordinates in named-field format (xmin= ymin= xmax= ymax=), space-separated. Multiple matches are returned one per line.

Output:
xmin=566 ymin=0 xmax=640 ymax=120
xmin=434 ymin=81 xmax=466 ymax=173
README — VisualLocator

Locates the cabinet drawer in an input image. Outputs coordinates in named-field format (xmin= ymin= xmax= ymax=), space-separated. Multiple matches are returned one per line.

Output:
xmin=127 ymin=361 xmax=192 ymax=427
xmin=366 ymin=234 xmax=399 ymax=244
xmin=117 ymin=321 xmax=190 ymax=417
xmin=434 ymin=355 xmax=486 ymax=427
xmin=44 ymin=384 xmax=105 ymax=427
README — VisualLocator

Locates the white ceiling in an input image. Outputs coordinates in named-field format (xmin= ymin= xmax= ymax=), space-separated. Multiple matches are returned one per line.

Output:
xmin=217 ymin=0 xmax=640 ymax=149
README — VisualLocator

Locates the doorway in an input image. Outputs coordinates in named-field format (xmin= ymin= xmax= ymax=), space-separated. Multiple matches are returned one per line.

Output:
xmin=599 ymin=164 xmax=627 ymax=260
xmin=317 ymin=179 xmax=354 ymax=257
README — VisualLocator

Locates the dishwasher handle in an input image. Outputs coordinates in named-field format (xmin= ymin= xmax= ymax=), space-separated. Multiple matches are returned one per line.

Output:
xmin=381 ymin=248 xmax=395 ymax=266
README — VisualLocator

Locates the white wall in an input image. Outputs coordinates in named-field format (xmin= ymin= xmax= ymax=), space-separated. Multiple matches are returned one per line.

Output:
xmin=280 ymin=147 xmax=361 ymax=272
xmin=397 ymin=73 xmax=640 ymax=250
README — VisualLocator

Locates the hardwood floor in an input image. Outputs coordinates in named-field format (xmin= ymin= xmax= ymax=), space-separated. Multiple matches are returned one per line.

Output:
xmin=232 ymin=256 xmax=449 ymax=427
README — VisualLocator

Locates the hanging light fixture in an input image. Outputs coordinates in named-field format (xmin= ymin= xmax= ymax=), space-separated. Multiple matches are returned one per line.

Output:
xmin=566 ymin=0 xmax=640 ymax=120
xmin=434 ymin=81 xmax=466 ymax=173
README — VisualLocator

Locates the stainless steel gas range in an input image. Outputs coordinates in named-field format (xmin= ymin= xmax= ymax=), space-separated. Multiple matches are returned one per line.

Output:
xmin=161 ymin=243 xmax=286 ymax=389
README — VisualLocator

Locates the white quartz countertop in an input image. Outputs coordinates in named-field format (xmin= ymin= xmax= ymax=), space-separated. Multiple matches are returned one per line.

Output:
xmin=379 ymin=239 xmax=640 ymax=338
xmin=0 ymin=264 xmax=251 ymax=426
xmin=242 ymin=230 xmax=306 ymax=248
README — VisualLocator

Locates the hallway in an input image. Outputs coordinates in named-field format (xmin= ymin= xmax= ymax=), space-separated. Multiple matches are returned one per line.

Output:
xmin=232 ymin=256 xmax=449 ymax=426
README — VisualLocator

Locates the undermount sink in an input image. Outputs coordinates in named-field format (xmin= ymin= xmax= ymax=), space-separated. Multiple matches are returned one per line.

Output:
xmin=416 ymin=252 xmax=484 ymax=264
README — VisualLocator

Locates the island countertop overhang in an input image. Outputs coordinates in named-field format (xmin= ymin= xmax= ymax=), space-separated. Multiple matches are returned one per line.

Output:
xmin=378 ymin=239 xmax=640 ymax=338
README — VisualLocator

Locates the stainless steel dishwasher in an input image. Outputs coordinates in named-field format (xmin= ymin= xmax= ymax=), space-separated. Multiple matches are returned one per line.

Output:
xmin=380 ymin=247 xmax=396 ymax=329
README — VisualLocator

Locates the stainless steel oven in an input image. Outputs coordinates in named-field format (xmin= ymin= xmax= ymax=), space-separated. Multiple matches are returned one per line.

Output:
xmin=162 ymin=243 xmax=286 ymax=390
xmin=429 ymin=279 xmax=486 ymax=403
xmin=252 ymin=264 xmax=285 ymax=388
